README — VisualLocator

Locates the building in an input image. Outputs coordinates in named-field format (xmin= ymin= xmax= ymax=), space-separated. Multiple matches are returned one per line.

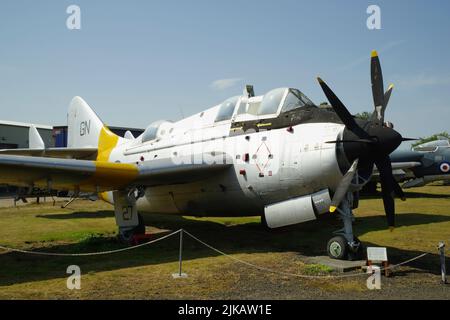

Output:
xmin=52 ymin=126 xmax=144 ymax=147
xmin=0 ymin=120 xmax=144 ymax=198
xmin=0 ymin=121 xmax=144 ymax=149
xmin=0 ymin=120 xmax=54 ymax=148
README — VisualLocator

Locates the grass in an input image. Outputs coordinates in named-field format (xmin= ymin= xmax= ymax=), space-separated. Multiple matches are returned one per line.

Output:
xmin=0 ymin=184 xmax=449 ymax=299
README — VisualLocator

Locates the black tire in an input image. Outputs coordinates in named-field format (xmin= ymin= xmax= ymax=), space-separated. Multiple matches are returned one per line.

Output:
xmin=118 ymin=213 xmax=145 ymax=245
xmin=118 ymin=229 xmax=134 ymax=244
xmin=327 ymin=235 xmax=348 ymax=260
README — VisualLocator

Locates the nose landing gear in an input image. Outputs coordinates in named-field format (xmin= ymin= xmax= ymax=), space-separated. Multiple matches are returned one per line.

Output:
xmin=326 ymin=192 xmax=364 ymax=260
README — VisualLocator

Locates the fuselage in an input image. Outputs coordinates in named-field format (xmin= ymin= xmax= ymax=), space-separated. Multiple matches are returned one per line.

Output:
xmin=102 ymin=87 xmax=351 ymax=217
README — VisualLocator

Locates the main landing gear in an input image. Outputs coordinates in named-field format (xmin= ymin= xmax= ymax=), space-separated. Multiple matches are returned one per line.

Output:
xmin=326 ymin=192 xmax=364 ymax=260
xmin=113 ymin=188 xmax=146 ymax=244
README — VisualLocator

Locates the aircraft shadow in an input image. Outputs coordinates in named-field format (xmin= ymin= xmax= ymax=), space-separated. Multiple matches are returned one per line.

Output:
xmin=401 ymin=191 xmax=450 ymax=199
xmin=36 ymin=211 xmax=113 ymax=219
xmin=360 ymin=190 xmax=450 ymax=199
xmin=0 ymin=212 xmax=448 ymax=286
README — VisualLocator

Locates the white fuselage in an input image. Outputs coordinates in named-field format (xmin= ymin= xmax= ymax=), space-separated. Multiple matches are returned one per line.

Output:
xmin=104 ymin=102 xmax=345 ymax=217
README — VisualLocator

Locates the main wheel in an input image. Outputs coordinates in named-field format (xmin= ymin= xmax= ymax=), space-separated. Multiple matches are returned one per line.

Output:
xmin=327 ymin=235 xmax=348 ymax=260
xmin=118 ymin=213 xmax=145 ymax=245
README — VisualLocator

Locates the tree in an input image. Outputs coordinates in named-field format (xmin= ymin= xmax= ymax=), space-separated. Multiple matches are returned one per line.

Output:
xmin=355 ymin=112 xmax=371 ymax=120
xmin=412 ymin=132 xmax=450 ymax=147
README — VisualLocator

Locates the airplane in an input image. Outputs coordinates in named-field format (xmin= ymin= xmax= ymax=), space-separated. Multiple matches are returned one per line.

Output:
xmin=391 ymin=140 xmax=450 ymax=188
xmin=0 ymin=51 xmax=411 ymax=260
xmin=361 ymin=139 xmax=450 ymax=192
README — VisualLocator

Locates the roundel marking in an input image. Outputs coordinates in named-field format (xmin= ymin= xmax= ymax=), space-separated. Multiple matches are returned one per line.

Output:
xmin=440 ymin=162 xmax=450 ymax=173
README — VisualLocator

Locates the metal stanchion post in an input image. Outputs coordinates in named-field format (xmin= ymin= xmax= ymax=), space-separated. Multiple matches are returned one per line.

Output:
xmin=438 ymin=242 xmax=447 ymax=284
xmin=172 ymin=229 xmax=188 ymax=278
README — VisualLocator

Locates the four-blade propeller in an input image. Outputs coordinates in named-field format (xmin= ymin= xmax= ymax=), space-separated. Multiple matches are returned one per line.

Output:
xmin=318 ymin=50 xmax=406 ymax=228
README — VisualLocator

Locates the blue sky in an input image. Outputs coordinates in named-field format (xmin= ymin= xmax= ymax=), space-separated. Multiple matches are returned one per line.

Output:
xmin=0 ymin=0 xmax=449 ymax=140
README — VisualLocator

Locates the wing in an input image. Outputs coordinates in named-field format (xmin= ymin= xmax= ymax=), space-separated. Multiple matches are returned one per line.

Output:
xmin=0 ymin=148 xmax=98 ymax=159
xmin=372 ymin=161 xmax=422 ymax=174
xmin=0 ymin=153 xmax=232 ymax=193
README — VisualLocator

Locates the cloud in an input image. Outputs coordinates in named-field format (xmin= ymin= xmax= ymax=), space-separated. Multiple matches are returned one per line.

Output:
xmin=210 ymin=78 xmax=243 ymax=90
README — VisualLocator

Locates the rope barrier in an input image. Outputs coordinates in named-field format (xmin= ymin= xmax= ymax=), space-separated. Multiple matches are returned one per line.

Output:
xmin=0 ymin=228 xmax=432 ymax=279
xmin=183 ymin=230 xmax=430 ymax=279
xmin=0 ymin=229 xmax=181 ymax=257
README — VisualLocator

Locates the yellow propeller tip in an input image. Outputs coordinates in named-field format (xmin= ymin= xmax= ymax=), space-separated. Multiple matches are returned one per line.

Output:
xmin=371 ymin=50 xmax=378 ymax=57
xmin=329 ymin=206 xmax=337 ymax=213
xmin=317 ymin=77 xmax=324 ymax=83
xmin=388 ymin=83 xmax=395 ymax=90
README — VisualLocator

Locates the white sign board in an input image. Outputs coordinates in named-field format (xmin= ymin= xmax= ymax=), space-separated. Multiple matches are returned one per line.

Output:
xmin=367 ymin=247 xmax=388 ymax=262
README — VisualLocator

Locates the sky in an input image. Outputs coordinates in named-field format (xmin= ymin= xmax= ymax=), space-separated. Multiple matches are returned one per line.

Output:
xmin=0 ymin=0 xmax=449 ymax=141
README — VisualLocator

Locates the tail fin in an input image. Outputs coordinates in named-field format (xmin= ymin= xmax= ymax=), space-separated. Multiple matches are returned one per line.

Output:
xmin=29 ymin=125 xmax=45 ymax=149
xmin=67 ymin=96 xmax=120 ymax=161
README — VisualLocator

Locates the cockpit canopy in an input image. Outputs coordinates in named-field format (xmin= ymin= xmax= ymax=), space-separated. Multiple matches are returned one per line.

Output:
xmin=215 ymin=96 xmax=240 ymax=122
xmin=214 ymin=87 xmax=316 ymax=123
xmin=239 ymin=88 xmax=315 ymax=117
xmin=141 ymin=120 xmax=173 ymax=143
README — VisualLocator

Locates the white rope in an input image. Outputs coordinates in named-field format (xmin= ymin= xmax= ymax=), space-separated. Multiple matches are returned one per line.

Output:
xmin=381 ymin=252 xmax=429 ymax=271
xmin=0 ymin=229 xmax=181 ymax=257
xmin=0 ymin=227 xmax=431 ymax=279
xmin=183 ymin=230 xmax=430 ymax=279
xmin=183 ymin=230 xmax=366 ymax=279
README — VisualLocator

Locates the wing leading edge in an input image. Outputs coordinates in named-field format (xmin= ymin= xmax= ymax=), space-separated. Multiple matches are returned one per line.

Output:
xmin=0 ymin=153 xmax=232 ymax=193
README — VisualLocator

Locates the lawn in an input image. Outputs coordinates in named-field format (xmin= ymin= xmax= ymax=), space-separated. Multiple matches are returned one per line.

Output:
xmin=0 ymin=185 xmax=449 ymax=299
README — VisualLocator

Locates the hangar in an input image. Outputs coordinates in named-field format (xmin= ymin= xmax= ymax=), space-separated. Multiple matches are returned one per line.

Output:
xmin=0 ymin=120 xmax=54 ymax=149
xmin=0 ymin=120 xmax=144 ymax=149
xmin=0 ymin=120 xmax=144 ymax=197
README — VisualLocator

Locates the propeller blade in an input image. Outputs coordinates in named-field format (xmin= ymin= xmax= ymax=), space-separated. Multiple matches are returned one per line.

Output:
xmin=381 ymin=83 xmax=394 ymax=119
xmin=317 ymin=77 xmax=371 ymax=139
xmin=375 ymin=156 xmax=396 ymax=227
xmin=330 ymin=159 xmax=359 ymax=212
xmin=402 ymin=137 xmax=418 ymax=142
xmin=370 ymin=83 xmax=394 ymax=123
xmin=371 ymin=50 xmax=385 ymax=121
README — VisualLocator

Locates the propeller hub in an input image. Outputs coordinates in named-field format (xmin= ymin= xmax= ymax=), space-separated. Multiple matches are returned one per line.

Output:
xmin=366 ymin=125 xmax=403 ymax=156
xmin=340 ymin=125 xmax=402 ymax=164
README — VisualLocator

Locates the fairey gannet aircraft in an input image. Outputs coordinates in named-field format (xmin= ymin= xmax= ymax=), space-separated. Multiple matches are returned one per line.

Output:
xmin=0 ymin=51 xmax=410 ymax=260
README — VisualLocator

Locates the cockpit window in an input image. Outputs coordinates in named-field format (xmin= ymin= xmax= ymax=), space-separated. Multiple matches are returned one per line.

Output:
xmin=257 ymin=88 xmax=286 ymax=115
xmin=281 ymin=89 xmax=315 ymax=113
xmin=236 ymin=98 xmax=248 ymax=115
xmin=215 ymin=96 xmax=239 ymax=122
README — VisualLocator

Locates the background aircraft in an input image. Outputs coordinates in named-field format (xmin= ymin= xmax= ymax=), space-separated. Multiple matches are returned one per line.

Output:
xmin=0 ymin=52 xmax=410 ymax=260
xmin=363 ymin=139 xmax=450 ymax=192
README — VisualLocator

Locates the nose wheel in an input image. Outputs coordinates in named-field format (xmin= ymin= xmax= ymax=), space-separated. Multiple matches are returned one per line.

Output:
xmin=327 ymin=235 xmax=363 ymax=260
xmin=327 ymin=236 xmax=348 ymax=260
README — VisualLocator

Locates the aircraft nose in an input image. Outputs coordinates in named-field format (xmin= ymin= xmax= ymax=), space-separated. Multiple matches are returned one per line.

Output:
xmin=340 ymin=126 xmax=403 ymax=163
